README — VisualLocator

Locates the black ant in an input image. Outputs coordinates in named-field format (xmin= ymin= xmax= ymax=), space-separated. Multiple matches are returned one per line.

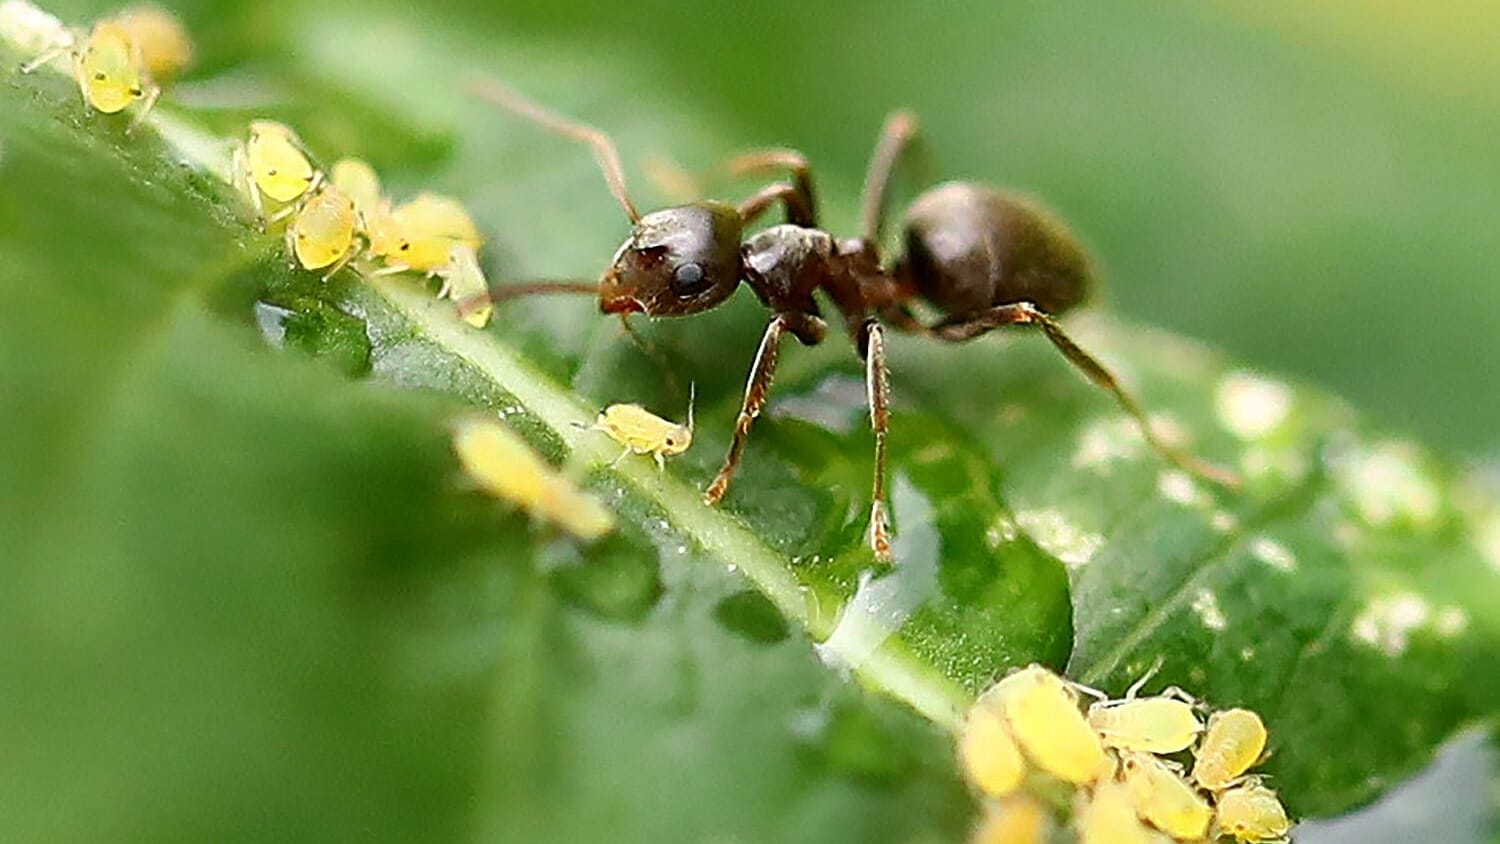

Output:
xmin=470 ymin=78 xmax=1237 ymax=562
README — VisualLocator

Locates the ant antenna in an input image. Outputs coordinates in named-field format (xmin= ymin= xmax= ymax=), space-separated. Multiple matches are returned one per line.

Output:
xmin=485 ymin=280 xmax=601 ymax=302
xmin=470 ymin=76 xmax=642 ymax=223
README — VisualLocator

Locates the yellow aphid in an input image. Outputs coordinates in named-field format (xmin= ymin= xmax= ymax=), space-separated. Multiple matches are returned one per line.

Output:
xmin=1076 ymin=780 xmax=1156 ymax=844
xmin=235 ymin=120 xmax=318 ymax=215
xmin=970 ymin=796 xmax=1050 ymax=844
xmin=110 ymin=5 xmax=192 ymax=82
xmin=1087 ymin=688 xmax=1203 ymax=754
xmin=330 ymin=157 xmax=383 ymax=218
xmin=1214 ymin=778 xmax=1292 ymax=843
xmin=993 ymin=665 xmax=1111 ymax=785
xmin=1192 ymin=708 xmax=1269 ymax=791
xmin=452 ymin=416 xmax=615 ymax=541
xmin=1119 ymin=751 xmax=1213 ymax=841
xmin=287 ymin=185 xmax=357 ymax=276
xmin=74 ymin=21 xmax=153 ymax=114
xmin=387 ymin=192 xmax=484 ymax=272
xmin=589 ymin=390 xmax=694 ymax=470
xmin=957 ymin=693 xmax=1026 ymax=797
xmin=437 ymin=244 xmax=493 ymax=328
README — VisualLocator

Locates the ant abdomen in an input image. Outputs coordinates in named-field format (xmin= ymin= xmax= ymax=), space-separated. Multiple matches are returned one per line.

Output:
xmin=899 ymin=182 xmax=1092 ymax=317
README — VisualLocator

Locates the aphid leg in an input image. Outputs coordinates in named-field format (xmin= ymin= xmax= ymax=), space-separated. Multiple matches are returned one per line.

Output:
xmin=705 ymin=314 xmax=789 ymax=505
xmin=737 ymin=182 xmax=815 ymax=230
xmin=927 ymin=301 xmax=1241 ymax=488
xmin=229 ymin=142 xmax=265 ymax=220
xmin=264 ymin=202 xmax=300 ymax=227
xmin=1159 ymin=686 xmax=1202 ymax=707
xmin=1070 ymin=680 xmax=1109 ymax=703
xmin=654 ymin=452 xmax=666 ymax=472
xmin=470 ymin=76 xmax=641 ymax=222
xmin=723 ymin=148 xmax=817 ymax=227
xmin=1125 ymin=656 xmax=1167 ymax=699
xmin=610 ymin=447 xmax=632 ymax=468
xmin=127 ymin=81 xmax=160 ymax=132
xmin=859 ymin=110 xmax=933 ymax=244
xmin=283 ymin=226 xmax=298 ymax=266
xmin=859 ymin=319 xmax=894 ymax=562
xmin=20 ymin=39 xmax=70 ymax=74
xmin=320 ymin=248 xmax=355 ymax=282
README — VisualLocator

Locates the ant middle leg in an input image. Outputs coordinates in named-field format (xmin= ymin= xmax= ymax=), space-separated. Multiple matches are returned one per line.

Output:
xmin=858 ymin=319 xmax=895 ymax=562
xmin=705 ymin=315 xmax=789 ymax=506
xmin=928 ymin=302 xmax=1240 ymax=487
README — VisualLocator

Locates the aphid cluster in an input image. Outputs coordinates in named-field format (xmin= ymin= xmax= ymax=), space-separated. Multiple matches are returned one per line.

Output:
xmin=959 ymin=664 xmax=1291 ymax=843
xmin=16 ymin=3 xmax=190 ymax=127
xmin=230 ymin=123 xmax=493 ymax=326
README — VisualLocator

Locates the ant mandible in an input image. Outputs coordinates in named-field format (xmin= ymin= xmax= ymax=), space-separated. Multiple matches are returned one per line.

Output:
xmin=470 ymin=78 xmax=1237 ymax=562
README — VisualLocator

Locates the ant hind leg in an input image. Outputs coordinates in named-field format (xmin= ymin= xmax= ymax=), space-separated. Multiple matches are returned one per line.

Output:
xmin=928 ymin=302 xmax=1240 ymax=488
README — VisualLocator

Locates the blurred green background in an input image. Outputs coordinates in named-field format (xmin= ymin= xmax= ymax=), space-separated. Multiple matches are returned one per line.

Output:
xmin=8 ymin=0 xmax=1500 ymax=841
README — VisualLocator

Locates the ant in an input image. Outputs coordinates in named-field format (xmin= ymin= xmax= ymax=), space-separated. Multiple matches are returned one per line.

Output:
xmin=469 ymin=78 xmax=1237 ymax=562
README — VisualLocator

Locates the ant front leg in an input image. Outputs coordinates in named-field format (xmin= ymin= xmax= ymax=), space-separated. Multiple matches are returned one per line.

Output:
xmin=859 ymin=319 xmax=895 ymax=562
xmin=737 ymin=182 xmax=814 ymax=230
xmin=723 ymin=149 xmax=817 ymax=227
xmin=704 ymin=315 xmax=789 ymax=506
xmin=929 ymin=301 xmax=1240 ymax=488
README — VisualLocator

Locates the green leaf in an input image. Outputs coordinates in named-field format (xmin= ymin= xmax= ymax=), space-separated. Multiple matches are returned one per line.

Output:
xmin=3 ymin=2 xmax=1499 ymax=842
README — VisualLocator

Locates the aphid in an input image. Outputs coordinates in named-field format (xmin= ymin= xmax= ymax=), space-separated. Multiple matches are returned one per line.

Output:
xmin=437 ymin=244 xmax=493 ymax=328
xmin=1192 ymin=708 xmax=1268 ymax=791
xmin=452 ymin=415 xmax=615 ymax=541
xmin=1075 ymin=780 xmax=1157 ymax=844
xmin=586 ymin=386 xmax=695 ymax=470
xmin=110 ymin=5 xmax=192 ymax=83
xmin=1214 ymin=778 xmax=1292 ymax=843
xmin=1118 ymin=751 xmax=1214 ymax=841
xmin=22 ymin=19 xmax=162 ymax=122
xmin=969 ymin=795 xmax=1050 ymax=844
xmin=472 ymin=79 xmax=1237 ymax=562
xmin=286 ymin=184 xmax=358 ymax=278
xmin=381 ymin=192 xmax=484 ymax=273
xmin=330 ymin=158 xmax=411 ymax=261
xmin=233 ymin=120 xmax=319 ymax=218
xmin=1084 ymin=665 xmax=1203 ymax=754
xmin=992 ymin=664 xmax=1110 ymax=785
xmin=956 ymin=692 xmax=1026 ymax=797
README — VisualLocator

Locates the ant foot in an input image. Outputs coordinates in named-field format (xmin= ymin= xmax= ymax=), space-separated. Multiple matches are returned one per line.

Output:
xmin=869 ymin=499 xmax=893 ymax=562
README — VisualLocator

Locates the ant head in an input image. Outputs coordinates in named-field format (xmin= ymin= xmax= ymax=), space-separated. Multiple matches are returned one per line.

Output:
xmin=601 ymin=202 xmax=743 ymax=317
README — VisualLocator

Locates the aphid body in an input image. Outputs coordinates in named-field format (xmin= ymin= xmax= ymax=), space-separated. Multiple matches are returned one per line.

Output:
xmin=1087 ymin=690 xmax=1203 ymax=754
xmin=452 ymin=416 xmax=614 ymax=541
xmin=386 ymin=192 xmax=484 ymax=273
xmin=993 ymin=665 xmax=1110 ymax=785
xmin=957 ymin=692 xmax=1026 ymax=797
xmin=589 ymin=391 xmax=694 ymax=469
xmin=1192 ymin=708 xmax=1268 ymax=791
xmin=288 ymin=184 xmax=358 ymax=276
xmin=1214 ymin=778 xmax=1292 ymax=843
xmin=473 ymin=79 xmax=1237 ymax=564
xmin=437 ymin=244 xmax=493 ymax=328
xmin=969 ymin=795 xmax=1050 ymax=844
xmin=74 ymin=21 xmax=150 ymax=114
xmin=1075 ymin=780 xmax=1157 ymax=844
xmin=110 ymin=5 xmax=192 ymax=82
xmin=1119 ymin=751 xmax=1213 ymax=841
xmin=235 ymin=120 xmax=318 ymax=216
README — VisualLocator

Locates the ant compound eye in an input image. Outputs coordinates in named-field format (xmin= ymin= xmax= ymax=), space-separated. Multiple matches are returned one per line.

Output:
xmin=672 ymin=261 xmax=708 ymax=294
